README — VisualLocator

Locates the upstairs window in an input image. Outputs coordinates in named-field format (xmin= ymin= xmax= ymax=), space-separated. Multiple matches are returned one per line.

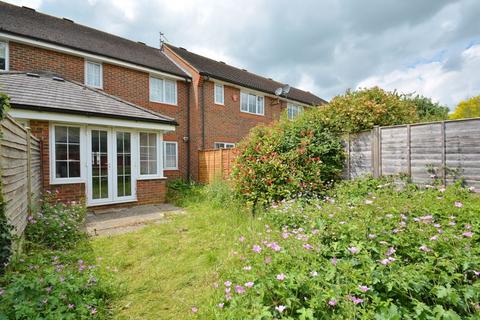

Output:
xmin=287 ymin=103 xmax=304 ymax=120
xmin=0 ymin=41 xmax=7 ymax=71
xmin=163 ymin=141 xmax=178 ymax=170
xmin=149 ymin=77 xmax=177 ymax=105
xmin=240 ymin=92 xmax=264 ymax=115
xmin=214 ymin=142 xmax=235 ymax=149
xmin=214 ymin=83 xmax=224 ymax=105
xmin=85 ymin=61 xmax=102 ymax=88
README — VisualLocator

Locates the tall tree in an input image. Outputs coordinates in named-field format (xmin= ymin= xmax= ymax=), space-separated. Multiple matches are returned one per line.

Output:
xmin=450 ymin=95 xmax=480 ymax=119
xmin=404 ymin=94 xmax=449 ymax=122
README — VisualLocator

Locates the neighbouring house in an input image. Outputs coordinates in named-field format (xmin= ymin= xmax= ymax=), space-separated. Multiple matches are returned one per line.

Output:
xmin=0 ymin=1 xmax=327 ymax=207
xmin=162 ymin=44 xmax=327 ymax=178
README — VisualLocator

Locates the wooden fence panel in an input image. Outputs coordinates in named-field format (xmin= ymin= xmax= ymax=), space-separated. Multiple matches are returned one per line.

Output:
xmin=1 ymin=114 xmax=42 ymax=236
xmin=198 ymin=148 xmax=237 ymax=184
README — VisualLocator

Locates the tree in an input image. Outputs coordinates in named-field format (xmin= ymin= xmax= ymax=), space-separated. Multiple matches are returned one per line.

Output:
xmin=450 ymin=95 xmax=480 ymax=120
xmin=404 ymin=94 xmax=449 ymax=122
xmin=321 ymin=87 xmax=419 ymax=133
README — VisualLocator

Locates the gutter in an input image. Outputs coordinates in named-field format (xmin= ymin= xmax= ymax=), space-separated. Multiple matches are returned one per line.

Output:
xmin=201 ymin=75 xmax=208 ymax=149
xmin=12 ymin=104 xmax=179 ymax=126
xmin=186 ymin=79 xmax=191 ymax=179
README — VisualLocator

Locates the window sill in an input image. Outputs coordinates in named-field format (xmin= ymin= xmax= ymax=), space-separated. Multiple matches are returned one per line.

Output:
xmin=50 ymin=178 xmax=86 ymax=185
xmin=164 ymin=168 xmax=179 ymax=171
xmin=214 ymin=102 xmax=225 ymax=106
xmin=137 ymin=175 xmax=168 ymax=181
xmin=149 ymin=99 xmax=178 ymax=106
xmin=240 ymin=111 xmax=265 ymax=117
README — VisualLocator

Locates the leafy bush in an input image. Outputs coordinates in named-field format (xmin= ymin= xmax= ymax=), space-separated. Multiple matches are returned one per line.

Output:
xmin=208 ymin=178 xmax=480 ymax=319
xmin=0 ymin=244 xmax=113 ymax=319
xmin=450 ymin=95 xmax=480 ymax=120
xmin=323 ymin=87 xmax=419 ymax=133
xmin=232 ymin=108 xmax=345 ymax=207
xmin=405 ymin=94 xmax=449 ymax=122
xmin=25 ymin=191 xmax=87 ymax=249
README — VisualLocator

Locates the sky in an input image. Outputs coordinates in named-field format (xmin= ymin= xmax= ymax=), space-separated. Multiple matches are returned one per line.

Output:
xmin=5 ymin=0 xmax=480 ymax=109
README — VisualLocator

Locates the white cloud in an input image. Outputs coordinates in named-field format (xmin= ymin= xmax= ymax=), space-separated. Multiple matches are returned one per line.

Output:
xmin=357 ymin=44 xmax=480 ymax=109
xmin=3 ymin=0 xmax=43 ymax=9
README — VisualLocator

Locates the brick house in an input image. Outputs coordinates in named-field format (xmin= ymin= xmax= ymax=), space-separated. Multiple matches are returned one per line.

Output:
xmin=0 ymin=1 xmax=326 ymax=207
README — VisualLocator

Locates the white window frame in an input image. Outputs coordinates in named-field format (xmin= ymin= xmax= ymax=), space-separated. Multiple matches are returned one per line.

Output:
xmin=240 ymin=91 xmax=265 ymax=116
xmin=163 ymin=141 xmax=178 ymax=170
xmin=85 ymin=60 xmax=103 ymax=89
xmin=214 ymin=142 xmax=235 ymax=149
xmin=138 ymin=131 xmax=164 ymax=179
xmin=214 ymin=83 xmax=224 ymax=105
xmin=49 ymin=123 xmax=86 ymax=185
xmin=149 ymin=76 xmax=178 ymax=105
xmin=287 ymin=103 xmax=304 ymax=120
xmin=0 ymin=40 xmax=9 ymax=72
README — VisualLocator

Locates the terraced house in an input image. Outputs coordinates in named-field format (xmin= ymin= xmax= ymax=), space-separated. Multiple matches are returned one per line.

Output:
xmin=0 ymin=1 xmax=326 ymax=208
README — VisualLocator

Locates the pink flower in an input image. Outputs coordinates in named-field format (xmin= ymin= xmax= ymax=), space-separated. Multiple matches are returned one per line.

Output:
xmin=449 ymin=221 xmax=456 ymax=226
xmin=191 ymin=307 xmax=198 ymax=313
xmin=239 ymin=236 xmax=245 ymax=242
xmin=385 ymin=247 xmax=396 ymax=256
xmin=67 ymin=303 xmax=75 ymax=309
xmin=282 ymin=232 xmax=290 ymax=239
xmin=275 ymin=305 xmax=287 ymax=313
xmin=328 ymin=299 xmax=337 ymax=307
xmin=303 ymin=243 xmax=314 ymax=250
xmin=430 ymin=235 xmax=438 ymax=241
xmin=331 ymin=257 xmax=337 ymax=266
xmin=350 ymin=296 xmax=364 ymax=304
xmin=276 ymin=273 xmax=286 ymax=281
xmin=264 ymin=256 xmax=272 ymax=264
xmin=234 ymin=285 xmax=245 ymax=294
xmin=419 ymin=245 xmax=432 ymax=252
xmin=267 ymin=242 xmax=281 ymax=252
xmin=348 ymin=247 xmax=360 ymax=254
xmin=379 ymin=257 xmax=396 ymax=265
xmin=368 ymin=233 xmax=376 ymax=239
xmin=224 ymin=280 xmax=232 ymax=287
xmin=465 ymin=224 xmax=472 ymax=230
xmin=245 ymin=281 xmax=254 ymax=288
xmin=252 ymin=245 xmax=262 ymax=253
xmin=218 ymin=303 xmax=224 ymax=308
xmin=462 ymin=231 xmax=474 ymax=238
xmin=359 ymin=285 xmax=370 ymax=292
xmin=454 ymin=201 xmax=463 ymax=208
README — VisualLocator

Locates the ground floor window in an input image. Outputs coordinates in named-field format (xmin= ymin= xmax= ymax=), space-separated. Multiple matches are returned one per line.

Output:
xmin=52 ymin=125 xmax=81 ymax=182
xmin=163 ymin=141 xmax=178 ymax=170
xmin=287 ymin=103 xmax=304 ymax=120
xmin=214 ymin=142 xmax=235 ymax=149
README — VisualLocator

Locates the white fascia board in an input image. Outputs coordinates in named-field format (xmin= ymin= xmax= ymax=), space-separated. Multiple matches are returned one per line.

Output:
xmin=0 ymin=32 xmax=188 ymax=82
xmin=206 ymin=77 xmax=310 ymax=107
xmin=9 ymin=109 xmax=176 ymax=132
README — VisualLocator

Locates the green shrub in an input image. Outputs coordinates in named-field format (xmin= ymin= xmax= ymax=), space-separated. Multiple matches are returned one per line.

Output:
xmin=323 ymin=87 xmax=419 ymax=133
xmin=25 ymin=192 xmax=87 ymax=249
xmin=0 ymin=245 xmax=113 ymax=319
xmin=208 ymin=178 xmax=480 ymax=319
xmin=232 ymin=108 xmax=345 ymax=208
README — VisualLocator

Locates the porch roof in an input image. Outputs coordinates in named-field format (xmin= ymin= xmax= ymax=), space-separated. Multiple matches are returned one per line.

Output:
xmin=0 ymin=72 xmax=177 ymax=126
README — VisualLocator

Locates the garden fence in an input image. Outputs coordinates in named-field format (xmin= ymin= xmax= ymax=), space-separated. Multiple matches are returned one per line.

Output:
xmin=198 ymin=148 xmax=237 ymax=184
xmin=1 ymin=114 xmax=42 ymax=236
xmin=346 ymin=118 xmax=480 ymax=189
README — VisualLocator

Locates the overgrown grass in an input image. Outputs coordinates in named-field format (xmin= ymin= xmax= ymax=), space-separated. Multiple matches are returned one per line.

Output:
xmin=92 ymin=180 xmax=262 ymax=319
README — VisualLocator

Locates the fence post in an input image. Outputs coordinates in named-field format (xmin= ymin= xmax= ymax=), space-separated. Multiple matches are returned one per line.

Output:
xmin=26 ymin=128 xmax=32 ymax=214
xmin=441 ymin=121 xmax=446 ymax=186
xmin=346 ymin=133 xmax=351 ymax=179
xmin=372 ymin=126 xmax=381 ymax=178
xmin=406 ymin=125 xmax=411 ymax=177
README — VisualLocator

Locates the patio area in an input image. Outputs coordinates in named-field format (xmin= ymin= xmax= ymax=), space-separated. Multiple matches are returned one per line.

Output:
xmin=86 ymin=203 xmax=185 ymax=236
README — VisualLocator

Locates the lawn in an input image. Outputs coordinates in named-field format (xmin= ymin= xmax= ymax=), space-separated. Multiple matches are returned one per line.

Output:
xmin=91 ymin=183 xmax=262 ymax=319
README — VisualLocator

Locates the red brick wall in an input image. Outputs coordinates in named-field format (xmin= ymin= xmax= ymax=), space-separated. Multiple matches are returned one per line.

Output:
xmin=137 ymin=179 xmax=167 ymax=204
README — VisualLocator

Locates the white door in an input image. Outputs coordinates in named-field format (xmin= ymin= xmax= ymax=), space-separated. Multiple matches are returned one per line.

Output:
xmin=87 ymin=128 xmax=136 ymax=206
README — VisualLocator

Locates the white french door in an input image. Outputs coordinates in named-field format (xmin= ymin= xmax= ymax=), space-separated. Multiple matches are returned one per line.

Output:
xmin=87 ymin=127 xmax=136 ymax=206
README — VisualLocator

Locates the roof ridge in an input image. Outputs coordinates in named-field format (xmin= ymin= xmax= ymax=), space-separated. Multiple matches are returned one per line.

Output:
xmin=62 ymin=77 xmax=176 ymax=122
xmin=166 ymin=44 xmax=286 ymax=87
xmin=6 ymin=1 xmax=162 ymax=54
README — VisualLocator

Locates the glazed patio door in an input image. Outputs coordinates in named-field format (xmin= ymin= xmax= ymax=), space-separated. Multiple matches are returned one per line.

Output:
xmin=87 ymin=128 xmax=136 ymax=206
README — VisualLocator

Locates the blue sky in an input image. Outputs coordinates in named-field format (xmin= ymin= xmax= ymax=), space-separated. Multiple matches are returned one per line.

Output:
xmin=5 ymin=0 xmax=480 ymax=109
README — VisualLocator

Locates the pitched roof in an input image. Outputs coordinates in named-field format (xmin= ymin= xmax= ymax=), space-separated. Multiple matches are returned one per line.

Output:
xmin=165 ymin=44 xmax=327 ymax=106
xmin=0 ymin=72 xmax=177 ymax=125
xmin=0 ymin=1 xmax=188 ymax=78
